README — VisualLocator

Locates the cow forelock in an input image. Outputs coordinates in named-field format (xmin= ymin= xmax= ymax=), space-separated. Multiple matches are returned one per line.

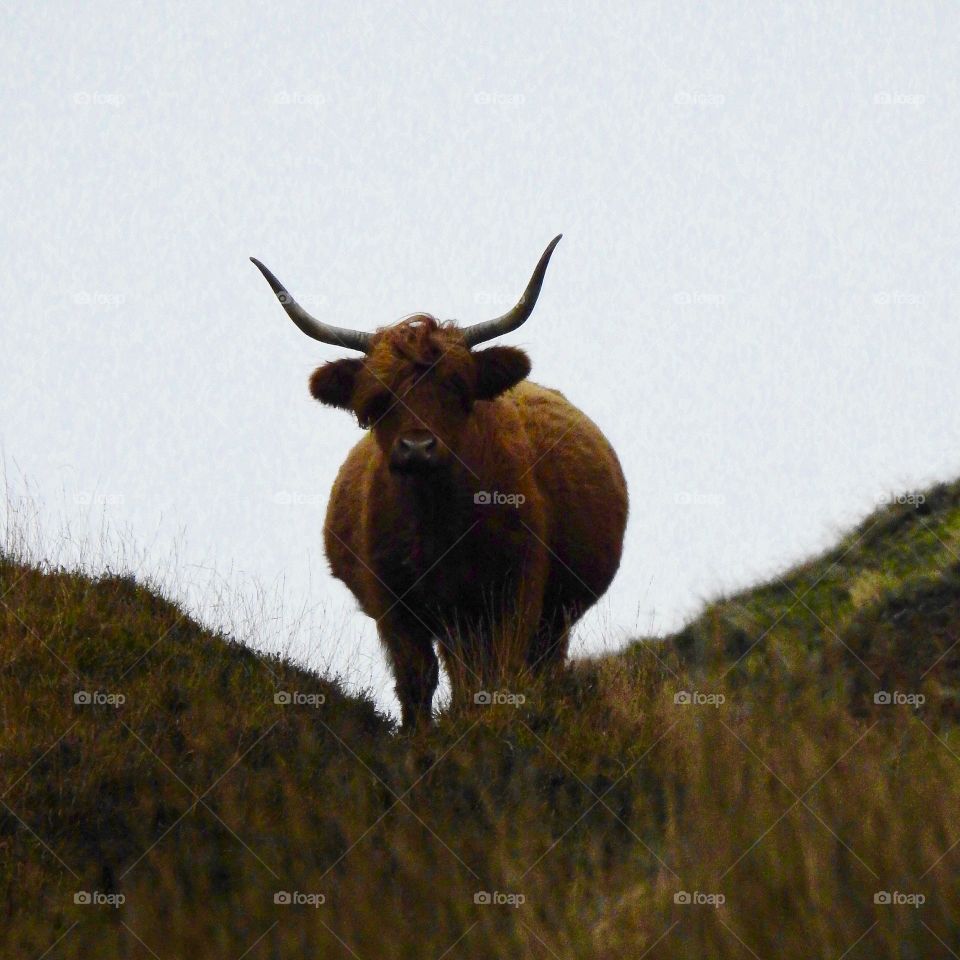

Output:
xmin=353 ymin=317 xmax=476 ymax=443
xmin=368 ymin=316 xmax=472 ymax=380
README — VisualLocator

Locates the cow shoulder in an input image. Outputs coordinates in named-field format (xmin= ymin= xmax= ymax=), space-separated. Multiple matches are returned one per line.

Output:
xmin=323 ymin=434 xmax=380 ymax=602
xmin=510 ymin=379 xmax=625 ymax=497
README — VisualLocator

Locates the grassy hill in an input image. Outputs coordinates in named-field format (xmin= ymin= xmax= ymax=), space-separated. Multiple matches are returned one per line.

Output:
xmin=649 ymin=478 xmax=960 ymax=717
xmin=2 ymin=480 xmax=960 ymax=958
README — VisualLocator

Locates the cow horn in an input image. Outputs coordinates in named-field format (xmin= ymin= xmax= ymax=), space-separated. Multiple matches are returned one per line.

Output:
xmin=461 ymin=235 xmax=562 ymax=348
xmin=250 ymin=257 xmax=372 ymax=353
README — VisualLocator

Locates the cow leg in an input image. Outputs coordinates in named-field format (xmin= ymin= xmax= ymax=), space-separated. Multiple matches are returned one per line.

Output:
xmin=528 ymin=573 xmax=594 ymax=674
xmin=528 ymin=611 xmax=573 ymax=673
xmin=434 ymin=620 xmax=477 ymax=710
xmin=378 ymin=614 xmax=439 ymax=732
xmin=495 ymin=547 xmax=550 ymax=687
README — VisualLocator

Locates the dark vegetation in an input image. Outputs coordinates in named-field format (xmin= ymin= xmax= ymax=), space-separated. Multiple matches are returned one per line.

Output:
xmin=2 ymin=480 xmax=960 ymax=957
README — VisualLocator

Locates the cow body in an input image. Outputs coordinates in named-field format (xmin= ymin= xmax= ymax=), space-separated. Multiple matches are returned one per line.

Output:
xmin=251 ymin=236 xmax=628 ymax=729
xmin=324 ymin=379 xmax=628 ymax=727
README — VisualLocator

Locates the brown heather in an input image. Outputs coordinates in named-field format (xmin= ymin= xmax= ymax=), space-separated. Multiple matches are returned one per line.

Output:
xmin=1 ymin=478 xmax=959 ymax=957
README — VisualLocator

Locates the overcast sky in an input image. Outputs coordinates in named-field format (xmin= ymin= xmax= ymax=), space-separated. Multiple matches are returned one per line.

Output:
xmin=3 ymin=1 xmax=959 ymax=717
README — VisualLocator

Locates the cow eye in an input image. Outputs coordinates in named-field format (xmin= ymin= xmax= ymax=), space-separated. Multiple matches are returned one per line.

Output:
xmin=361 ymin=393 xmax=395 ymax=428
xmin=442 ymin=376 xmax=470 ymax=407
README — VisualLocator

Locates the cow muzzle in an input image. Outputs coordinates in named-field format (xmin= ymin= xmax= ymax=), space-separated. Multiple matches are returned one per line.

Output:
xmin=390 ymin=432 xmax=440 ymax=473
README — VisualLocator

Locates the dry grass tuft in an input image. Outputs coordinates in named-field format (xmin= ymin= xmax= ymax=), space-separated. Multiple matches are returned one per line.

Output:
xmin=3 ymin=480 xmax=960 ymax=956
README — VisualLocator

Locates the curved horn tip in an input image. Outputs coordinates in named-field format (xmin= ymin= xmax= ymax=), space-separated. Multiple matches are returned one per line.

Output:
xmin=536 ymin=233 xmax=563 ymax=267
xmin=459 ymin=235 xmax=564 ymax=348
xmin=250 ymin=256 xmax=372 ymax=353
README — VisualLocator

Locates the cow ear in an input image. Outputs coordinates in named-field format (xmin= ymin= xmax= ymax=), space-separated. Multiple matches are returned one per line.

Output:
xmin=473 ymin=346 xmax=531 ymax=400
xmin=309 ymin=359 xmax=363 ymax=410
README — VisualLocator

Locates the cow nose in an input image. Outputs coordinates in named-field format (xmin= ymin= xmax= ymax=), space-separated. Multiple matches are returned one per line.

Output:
xmin=392 ymin=433 xmax=439 ymax=471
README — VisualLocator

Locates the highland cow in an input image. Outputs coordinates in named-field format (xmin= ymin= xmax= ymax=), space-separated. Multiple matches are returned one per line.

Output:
xmin=252 ymin=237 xmax=628 ymax=730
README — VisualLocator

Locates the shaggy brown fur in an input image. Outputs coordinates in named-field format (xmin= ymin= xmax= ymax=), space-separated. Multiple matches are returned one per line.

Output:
xmin=310 ymin=317 xmax=628 ymax=730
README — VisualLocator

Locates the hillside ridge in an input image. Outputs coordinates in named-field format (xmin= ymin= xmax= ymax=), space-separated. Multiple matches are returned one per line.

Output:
xmin=2 ymin=478 xmax=959 ymax=957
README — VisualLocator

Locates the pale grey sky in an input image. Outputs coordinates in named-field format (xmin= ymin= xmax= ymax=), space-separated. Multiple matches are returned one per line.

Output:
xmin=3 ymin=1 xmax=959 ymax=716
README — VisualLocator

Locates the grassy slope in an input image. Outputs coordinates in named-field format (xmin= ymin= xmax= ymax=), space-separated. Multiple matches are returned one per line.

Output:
xmin=2 ymin=482 xmax=960 ymax=958
xmin=654 ymin=478 xmax=960 ymax=714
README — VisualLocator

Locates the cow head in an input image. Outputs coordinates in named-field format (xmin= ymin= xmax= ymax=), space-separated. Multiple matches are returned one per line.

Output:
xmin=251 ymin=237 xmax=561 ymax=478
